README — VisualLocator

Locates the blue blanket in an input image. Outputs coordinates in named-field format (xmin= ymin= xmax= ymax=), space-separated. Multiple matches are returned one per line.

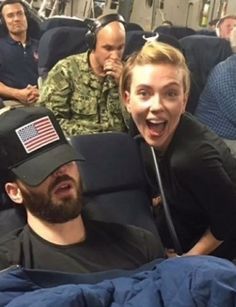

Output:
xmin=1 ymin=256 xmax=236 ymax=307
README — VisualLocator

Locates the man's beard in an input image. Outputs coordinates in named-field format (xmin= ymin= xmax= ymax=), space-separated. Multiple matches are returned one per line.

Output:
xmin=21 ymin=175 xmax=83 ymax=223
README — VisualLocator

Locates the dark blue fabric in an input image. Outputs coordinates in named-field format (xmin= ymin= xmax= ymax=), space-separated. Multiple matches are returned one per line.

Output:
xmin=154 ymin=25 xmax=196 ymax=39
xmin=124 ymin=30 xmax=182 ymax=59
xmin=126 ymin=22 xmax=143 ymax=31
xmin=195 ymin=54 xmax=236 ymax=139
xmin=17 ymin=259 xmax=163 ymax=287
xmin=40 ymin=17 xmax=87 ymax=35
xmin=38 ymin=26 xmax=88 ymax=78
xmin=1 ymin=256 xmax=236 ymax=306
xmin=71 ymin=133 xmax=160 ymax=238
xmin=179 ymin=35 xmax=232 ymax=113
xmin=0 ymin=36 xmax=38 ymax=91
xmin=196 ymin=29 xmax=216 ymax=36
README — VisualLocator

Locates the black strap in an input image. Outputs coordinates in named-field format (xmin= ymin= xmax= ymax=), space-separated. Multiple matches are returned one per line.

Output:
xmin=134 ymin=134 xmax=183 ymax=255
xmin=150 ymin=146 xmax=183 ymax=255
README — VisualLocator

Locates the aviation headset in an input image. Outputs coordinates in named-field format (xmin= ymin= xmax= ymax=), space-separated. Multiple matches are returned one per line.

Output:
xmin=85 ymin=13 xmax=126 ymax=50
xmin=0 ymin=0 xmax=29 ymax=30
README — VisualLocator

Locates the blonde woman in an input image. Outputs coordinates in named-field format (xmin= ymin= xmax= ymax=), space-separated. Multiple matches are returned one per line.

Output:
xmin=120 ymin=41 xmax=236 ymax=260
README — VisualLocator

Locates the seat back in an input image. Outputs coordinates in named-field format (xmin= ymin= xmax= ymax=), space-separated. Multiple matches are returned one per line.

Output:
xmin=196 ymin=29 xmax=216 ymax=36
xmin=154 ymin=25 xmax=196 ymax=39
xmin=40 ymin=16 xmax=87 ymax=36
xmin=179 ymin=35 xmax=232 ymax=113
xmin=70 ymin=132 xmax=160 ymax=238
xmin=124 ymin=30 xmax=182 ymax=58
xmin=38 ymin=26 xmax=88 ymax=80
xmin=126 ymin=22 xmax=144 ymax=31
xmin=27 ymin=14 xmax=42 ymax=40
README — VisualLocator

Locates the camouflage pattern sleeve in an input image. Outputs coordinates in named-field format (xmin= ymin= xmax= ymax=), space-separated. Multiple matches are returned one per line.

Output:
xmin=38 ymin=57 xmax=77 ymax=135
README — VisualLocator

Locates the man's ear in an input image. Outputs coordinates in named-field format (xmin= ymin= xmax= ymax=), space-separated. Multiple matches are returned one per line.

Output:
xmin=123 ymin=90 xmax=132 ymax=113
xmin=5 ymin=182 xmax=23 ymax=204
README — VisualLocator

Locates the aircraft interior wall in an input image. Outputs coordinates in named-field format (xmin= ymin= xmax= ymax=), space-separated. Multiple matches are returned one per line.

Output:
xmin=45 ymin=0 xmax=236 ymax=31
xmin=128 ymin=0 xmax=236 ymax=31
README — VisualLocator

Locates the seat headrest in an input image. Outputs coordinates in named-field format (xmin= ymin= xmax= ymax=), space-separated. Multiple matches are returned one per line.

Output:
xmin=38 ymin=26 xmax=88 ymax=77
xmin=70 ymin=133 xmax=147 ymax=194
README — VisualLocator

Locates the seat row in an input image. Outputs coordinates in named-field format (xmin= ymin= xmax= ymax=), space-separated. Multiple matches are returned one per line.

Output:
xmin=37 ymin=24 xmax=232 ymax=115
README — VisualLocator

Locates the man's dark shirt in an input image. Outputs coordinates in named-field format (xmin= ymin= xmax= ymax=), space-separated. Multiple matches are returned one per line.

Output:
xmin=0 ymin=35 xmax=38 ymax=95
xmin=0 ymin=219 xmax=162 ymax=273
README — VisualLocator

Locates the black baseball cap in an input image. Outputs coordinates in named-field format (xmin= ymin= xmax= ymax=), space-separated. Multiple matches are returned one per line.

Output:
xmin=0 ymin=106 xmax=84 ymax=186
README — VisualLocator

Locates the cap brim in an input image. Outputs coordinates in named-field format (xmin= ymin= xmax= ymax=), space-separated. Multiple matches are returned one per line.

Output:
xmin=12 ymin=143 xmax=84 ymax=186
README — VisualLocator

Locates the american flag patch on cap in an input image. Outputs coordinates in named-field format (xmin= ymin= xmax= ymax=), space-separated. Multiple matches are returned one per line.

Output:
xmin=16 ymin=116 xmax=59 ymax=154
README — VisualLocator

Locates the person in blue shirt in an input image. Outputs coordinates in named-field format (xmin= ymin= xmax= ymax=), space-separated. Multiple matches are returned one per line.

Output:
xmin=195 ymin=53 xmax=236 ymax=157
xmin=0 ymin=0 xmax=39 ymax=106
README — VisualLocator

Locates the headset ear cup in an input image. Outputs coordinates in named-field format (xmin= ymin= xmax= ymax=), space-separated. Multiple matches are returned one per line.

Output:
xmin=21 ymin=2 xmax=30 ymax=28
xmin=0 ymin=15 xmax=6 ymax=32
xmin=0 ymin=2 xmax=5 ymax=31
xmin=85 ymin=30 xmax=96 ymax=50
xmin=24 ymin=5 xmax=30 ymax=23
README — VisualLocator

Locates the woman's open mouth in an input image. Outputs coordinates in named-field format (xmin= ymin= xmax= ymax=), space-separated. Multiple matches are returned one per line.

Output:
xmin=146 ymin=119 xmax=167 ymax=136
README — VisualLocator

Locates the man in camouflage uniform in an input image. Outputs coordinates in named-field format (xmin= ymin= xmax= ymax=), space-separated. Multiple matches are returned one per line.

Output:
xmin=39 ymin=14 xmax=127 ymax=136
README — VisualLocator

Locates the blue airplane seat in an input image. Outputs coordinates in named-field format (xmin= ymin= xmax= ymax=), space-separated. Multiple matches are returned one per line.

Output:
xmin=179 ymin=34 xmax=232 ymax=113
xmin=124 ymin=30 xmax=182 ymax=58
xmin=70 ymin=132 xmax=163 ymax=245
xmin=126 ymin=22 xmax=144 ymax=31
xmin=154 ymin=25 xmax=196 ymax=39
xmin=38 ymin=26 xmax=88 ymax=80
xmin=40 ymin=16 xmax=87 ymax=35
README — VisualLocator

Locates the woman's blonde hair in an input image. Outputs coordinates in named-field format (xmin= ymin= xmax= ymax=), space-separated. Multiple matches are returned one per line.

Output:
xmin=120 ymin=41 xmax=190 ymax=100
